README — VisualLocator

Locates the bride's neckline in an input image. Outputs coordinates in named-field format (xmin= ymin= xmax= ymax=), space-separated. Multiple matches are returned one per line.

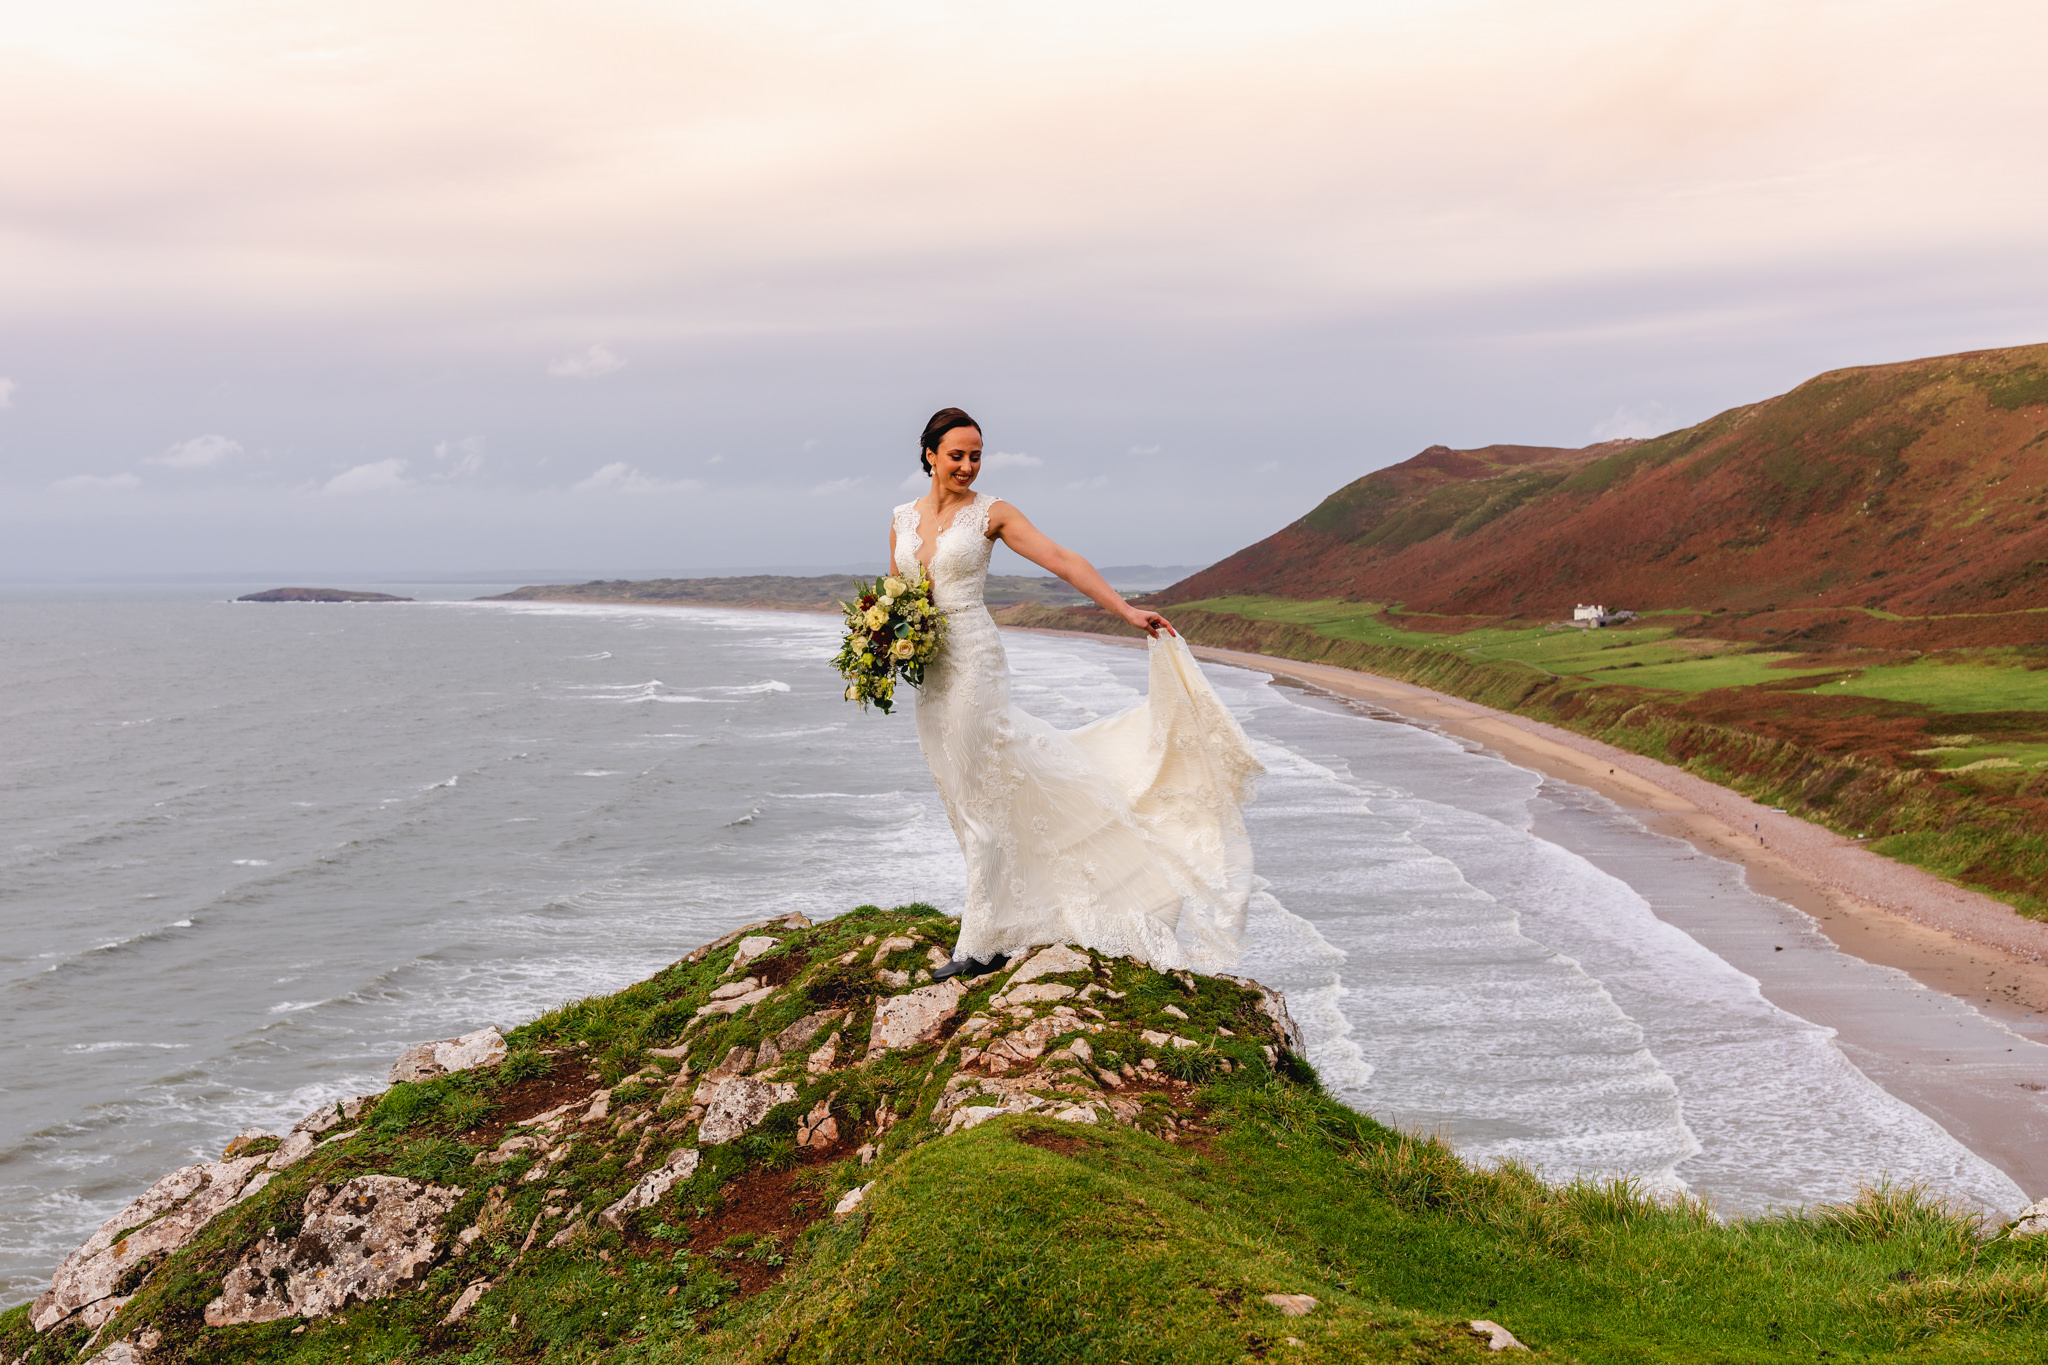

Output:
xmin=910 ymin=492 xmax=985 ymax=575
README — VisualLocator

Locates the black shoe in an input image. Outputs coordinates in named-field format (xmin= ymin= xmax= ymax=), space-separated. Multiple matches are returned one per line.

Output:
xmin=932 ymin=953 xmax=1009 ymax=982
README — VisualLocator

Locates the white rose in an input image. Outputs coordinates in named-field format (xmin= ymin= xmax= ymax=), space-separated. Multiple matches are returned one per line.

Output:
xmin=877 ymin=595 xmax=894 ymax=609
xmin=883 ymin=576 xmax=907 ymax=597
xmin=891 ymin=638 xmax=915 ymax=659
xmin=845 ymin=684 xmax=858 ymax=700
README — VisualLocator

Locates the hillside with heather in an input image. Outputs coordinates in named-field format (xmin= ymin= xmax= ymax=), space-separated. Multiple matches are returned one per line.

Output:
xmin=1000 ymin=344 xmax=2048 ymax=921
xmin=1163 ymin=343 xmax=2048 ymax=642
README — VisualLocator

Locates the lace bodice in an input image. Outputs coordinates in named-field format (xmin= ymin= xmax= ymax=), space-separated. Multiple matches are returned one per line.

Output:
xmin=892 ymin=492 xmax=1002 ymax=610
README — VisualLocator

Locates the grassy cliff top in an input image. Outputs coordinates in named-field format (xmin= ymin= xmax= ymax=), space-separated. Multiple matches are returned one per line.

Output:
xmin=8 ymin=905 xmax=2047 ymax=1364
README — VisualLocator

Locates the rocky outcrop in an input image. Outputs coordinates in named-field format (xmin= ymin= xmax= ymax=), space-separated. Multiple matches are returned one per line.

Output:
xmin=387 ymin=1026 xmax=508 ymax=1084
xmin=10 ymin=910 xmax=1311 ymax=1365
xmin=698 ymin=1077 xmax=799 ymax=1145
xmin=2010 ymin=1195 xmax=2048 ymax=1238
xmin=597 ymin=1148 xmax=701 ymax=1231
xmin=204 ymin=1176 xmax=460 ymax=1325
xmin=865 ymin=978 xmax=966 ymax=1058
xmin=32 ymin=1156 xmax=272 ymax=1332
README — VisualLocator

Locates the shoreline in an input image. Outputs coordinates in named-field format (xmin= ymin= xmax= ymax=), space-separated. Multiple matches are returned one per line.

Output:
xmin=1008 ymin=625 xmax=2048 ymax=1203
xmin=1008 ymin=624 xmax=2048 ymax=1029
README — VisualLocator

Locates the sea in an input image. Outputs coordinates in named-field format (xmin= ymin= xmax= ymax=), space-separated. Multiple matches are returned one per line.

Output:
xmin=1 ymin=585 xmax=2037 ymax=1304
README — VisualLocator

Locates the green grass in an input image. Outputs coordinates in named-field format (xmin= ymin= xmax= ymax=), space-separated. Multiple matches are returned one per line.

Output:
xmin=725 ymin=1084 xmax=2048 ymax=1364
xmin=1170 ymin=596 xmax=1852 ymax=693
xmin=11 ymin=904 xmax=2048 ymax=1364
xmin=1838 ymin=664 xmax=2048 ymax=713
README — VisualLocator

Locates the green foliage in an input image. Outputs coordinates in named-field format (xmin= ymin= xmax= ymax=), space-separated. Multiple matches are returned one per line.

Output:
xmin=1983 ymin=365 xmax=2048 ymax=410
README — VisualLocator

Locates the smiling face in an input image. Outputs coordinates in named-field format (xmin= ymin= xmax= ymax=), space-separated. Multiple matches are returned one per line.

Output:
xmin=928 ymin=426 xmax=982 ymax=495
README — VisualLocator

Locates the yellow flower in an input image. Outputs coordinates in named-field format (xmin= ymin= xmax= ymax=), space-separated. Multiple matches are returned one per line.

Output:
xmin=883 ymin=576 xmax=907 ymax=597
xmin=845 ymin=684 xmax=858 ymax=700
xmin=891 ymin=637 xmax=915 ymax=659
xmin=864 ymin=605 xmax=889 ymax=630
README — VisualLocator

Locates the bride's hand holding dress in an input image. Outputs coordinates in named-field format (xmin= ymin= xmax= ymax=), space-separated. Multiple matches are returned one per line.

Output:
xmin=892 ymin=409 xmax=1263 ymax=976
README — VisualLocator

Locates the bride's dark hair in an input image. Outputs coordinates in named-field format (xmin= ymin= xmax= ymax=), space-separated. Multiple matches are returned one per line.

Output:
xmin=918 ymin=408 xmax=980 ymax=475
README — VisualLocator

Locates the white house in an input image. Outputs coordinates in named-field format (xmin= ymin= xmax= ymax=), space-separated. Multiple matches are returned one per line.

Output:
xmin=1573 ymin=604 xmax=1607 ymax=623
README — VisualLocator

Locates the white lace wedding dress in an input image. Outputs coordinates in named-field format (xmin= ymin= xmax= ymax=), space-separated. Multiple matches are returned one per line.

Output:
xmin=893 ymin=491 xmax=1264 ymax=971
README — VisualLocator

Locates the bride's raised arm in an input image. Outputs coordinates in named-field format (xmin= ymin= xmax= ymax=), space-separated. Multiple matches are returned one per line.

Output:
xmin=986 ymin=502 xmax=1176 ymax=639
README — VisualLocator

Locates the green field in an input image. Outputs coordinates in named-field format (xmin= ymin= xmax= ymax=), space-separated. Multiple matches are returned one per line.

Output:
xmin=1839 ymin=663 xmax=2048 ymax=713
xmin=1172 ymin=597 xmax=1846 ymax=693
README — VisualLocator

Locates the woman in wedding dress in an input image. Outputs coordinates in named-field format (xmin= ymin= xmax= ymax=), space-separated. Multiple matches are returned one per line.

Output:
xmin=889 ymin=407 xmax=1264 ymax=979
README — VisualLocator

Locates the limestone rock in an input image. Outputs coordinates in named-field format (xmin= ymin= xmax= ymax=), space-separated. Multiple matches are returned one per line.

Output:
xmin=1468 ymin=1320 xmax=1530 ymax=1351
xmin=442 ymin=1278 xmax=496 ymax=1326
xmin=684 ymin=911 xmax=811 ymax=964
xmin=867 ymin=978 xmax=967 ymax=1058
xmin=1008 ymin=943 xmax=1093 ymax=985
xmin=707 ymin=977 xmax=761 ymax=1001
xmin=598 ymin=1148 xmax=701 ymax=1231
xmin=1264 ymin=1294 xmax=1317 ymax=1317
xmin=806 ymin=1032 xmax=841 ymax=1075
xmin=869 ymin=935 xmax=917 ymax=965
xmin=268 ymin=1130 xmax=320 ymax=1170
xmin=204 ymin=1175 xmax=460 ymax=1325
xmin=1218 ymin=974 xmax=1307 ymax=1055
xmin=2009 ymin=1195 xmax=2048 ymax=1237
xmin=222 ymin=1129 xmax=275 ymax=1158
xmin=698 ymin=1077 xmax=798 ymax=1145
xmin=699 ymin=984 xmax=775 ymax=1017
xmin=83 ymin=1333 xmax=157 ymax=1365
xmin=728 ymin=936 xmax=779 ymax=973
xmin=1140 ymin=1030 xmax=1198 ymax=1050
xmin=33 ymin=1155 xmax=270 ymax=1331
xmin=387 ymin=1026 xmax=508 ymax=1084
xmin=796 ymin=1099 xmax=839 ymax=1151
xmin=774 ymin=1008 xmax=845 ymax=1056
xmin=995 ymin=983 xmax=1075 ymax=1006
xmin=834 ymin=1183 xmax=870 ymax=1216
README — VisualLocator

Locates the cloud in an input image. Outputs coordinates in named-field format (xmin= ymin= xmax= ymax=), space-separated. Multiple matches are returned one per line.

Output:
xmin=1064 ymin=475 xmax=1109 ymax=492
xmin=984 ymin=451 xmax=1042 ymax=470
xmin=571 ymin=461 xmax=698 ymax=493
xmin=433 ymin=436 xmax=486 ymax=477
xmin=323 ymin=459 xmax=411 ymax=495
xmin=148 ymin=433 xmax=243 ymax=469
xmin=0 ymin=378 xmax=13 ymax=409
xmin=810 ymin=476 xmax=863 ymax=497
xmin=548 ymin=345 xmax=626 ymax=379
xmin=1590 ymin=403 xmax=1675 ymax=441
xmin=1127 ymin=444 xmax=1161 ymax=456
xmin=1253 ymin=461 xmax=1280 ymax=475
xmin=50 ymin=472 xmax=140 ymax=493
xmin=705 ymin=454 xmax=726 ymax=465
xmin=898 ymin=471 xmax=928 ymax=492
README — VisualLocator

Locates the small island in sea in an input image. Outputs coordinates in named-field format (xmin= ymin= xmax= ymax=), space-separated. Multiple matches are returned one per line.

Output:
xmin=237 ymin=588 xmax=415 ymax=603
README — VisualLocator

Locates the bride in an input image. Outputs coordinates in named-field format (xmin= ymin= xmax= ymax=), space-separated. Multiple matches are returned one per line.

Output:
xmin=890 ymin=407 xmax=1264 ymax=980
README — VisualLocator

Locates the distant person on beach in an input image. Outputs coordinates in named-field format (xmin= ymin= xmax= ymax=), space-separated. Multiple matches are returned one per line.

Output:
xmin=887 ymin=407 xmax=1264 ymax=979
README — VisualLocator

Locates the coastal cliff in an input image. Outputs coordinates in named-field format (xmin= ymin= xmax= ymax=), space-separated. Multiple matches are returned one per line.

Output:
xmin=7 ymin=905 xmax=2046 ymax=1364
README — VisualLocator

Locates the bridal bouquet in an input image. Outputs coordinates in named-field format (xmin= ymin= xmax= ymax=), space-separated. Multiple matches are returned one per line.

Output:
xmin=835 ymin=573 xmax=945 ymax=714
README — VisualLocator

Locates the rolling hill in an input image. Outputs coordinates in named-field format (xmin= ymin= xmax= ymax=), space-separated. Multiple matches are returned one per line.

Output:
xmin=1161 ymin=343 xmax=2048 ymax=644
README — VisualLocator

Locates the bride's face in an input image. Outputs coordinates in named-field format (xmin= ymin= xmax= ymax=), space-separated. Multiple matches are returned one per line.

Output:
xmin=930 ymin=428 xmax=982 ymax=494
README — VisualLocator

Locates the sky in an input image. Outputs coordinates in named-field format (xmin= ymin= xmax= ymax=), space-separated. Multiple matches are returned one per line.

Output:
xmin=3 ymin=0 xmax=2046 ymax=581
